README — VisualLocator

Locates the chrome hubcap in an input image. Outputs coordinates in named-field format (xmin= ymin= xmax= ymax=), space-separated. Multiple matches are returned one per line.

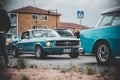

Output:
xmin=36 ymin=47 xmax=41 ymax=58
xmin=12 ymin=48 xmax=15 ymax=56
xmin=97 ymin=45 xmax=109 ymax=62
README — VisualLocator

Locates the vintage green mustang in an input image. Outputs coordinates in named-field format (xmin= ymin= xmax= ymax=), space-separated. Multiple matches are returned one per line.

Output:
xmin=11 ymin=29 xmax=79 ymax=59
xmin=80 ymin=6 xmax=120 ymax=64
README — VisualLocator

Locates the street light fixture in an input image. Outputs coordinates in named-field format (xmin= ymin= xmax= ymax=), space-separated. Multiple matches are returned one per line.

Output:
xmin=48 ymin=9 xmax=58 ymax=29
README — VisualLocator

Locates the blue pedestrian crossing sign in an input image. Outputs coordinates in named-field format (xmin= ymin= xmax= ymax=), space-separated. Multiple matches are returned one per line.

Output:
xmin=77 ymin=11 xmax=84 ymax=19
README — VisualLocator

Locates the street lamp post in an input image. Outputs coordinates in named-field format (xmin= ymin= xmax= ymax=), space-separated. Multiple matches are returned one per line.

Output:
xmin=48 ymin=9 xmax=58 ymax=29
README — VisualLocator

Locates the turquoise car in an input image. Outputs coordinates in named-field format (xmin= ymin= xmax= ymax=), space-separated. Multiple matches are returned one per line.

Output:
xmin=11 ymin=29 xmax=79 ymax=59
xmin=80 ymin=6 xmax=120 ymax=64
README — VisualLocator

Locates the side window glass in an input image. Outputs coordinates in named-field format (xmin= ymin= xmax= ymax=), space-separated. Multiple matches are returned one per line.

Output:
xmin=112 ymin=12 xmax=120 ymax=26
xmin=21 ymin=32 xmax=29 ymax=39
xmin=99 ymin=12 xmax=114 ymax=27
xmin=21 ymin=32 xmax=25 ymax=39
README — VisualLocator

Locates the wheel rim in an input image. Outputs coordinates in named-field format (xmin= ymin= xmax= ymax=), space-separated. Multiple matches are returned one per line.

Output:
xmin=36 ymin=47 xmax=41 ymax=58
xmin=12 ymin=48 xmax=16 ymax=56
xmin=97 ymin=44 xmax=109 ymax=62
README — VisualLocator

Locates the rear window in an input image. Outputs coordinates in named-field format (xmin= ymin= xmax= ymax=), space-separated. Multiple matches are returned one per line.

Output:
xmin=56 ymin=30 xmax=74 ymax=37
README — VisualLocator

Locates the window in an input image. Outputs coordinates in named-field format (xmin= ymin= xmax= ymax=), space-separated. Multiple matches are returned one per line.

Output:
xmin=10 ymin=14 xmax=17 ymax=19
xmin=98 ymin=12 xmax=115 ymax=27
xmin=32 ymin=25 xmax=38 ymax=29
xmin=42 ymin=26 xmax=48 ymax=29
xmin=32 ymin=14 xmax=38 ymax=20
xmin=21 ymin=31 xmax=30 ymax=39
xmin=42 ymin=15 xmax=48 ymax=21
xmin=112 ymin=12 xmax=120 ymax=26
xmin=10 ymin=13 xmax=17 ymax=24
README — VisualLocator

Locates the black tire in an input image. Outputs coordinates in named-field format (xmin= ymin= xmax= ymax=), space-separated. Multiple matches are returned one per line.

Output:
xmin=69 ymin=52 xmax=79 ymax=58
xmin=12 ymin=46 xmax=19 ymax=57
xmin=35 ymin=46 xmax=46 ymax=59
xmin=94 ymin=41 xmax=113 ymax=64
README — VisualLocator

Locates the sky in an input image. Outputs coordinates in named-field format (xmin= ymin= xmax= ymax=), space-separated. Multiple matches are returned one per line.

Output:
xmin=4 ymin=0 xmax=120 ymax=27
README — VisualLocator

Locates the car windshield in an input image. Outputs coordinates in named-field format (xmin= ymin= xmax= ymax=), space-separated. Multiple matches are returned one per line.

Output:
xmin=32 ymin=30 xmax=60 ymax=38
xmin=96 ymin=12 xmax=115 ymax=27
xmin=56 ymin=30 xmax=75 ymax=37
xmin=7 ymin=34 xmax=14 ymax=39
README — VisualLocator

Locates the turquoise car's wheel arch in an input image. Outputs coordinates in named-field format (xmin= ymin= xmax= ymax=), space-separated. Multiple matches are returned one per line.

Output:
xmin=92 ymin=39 xmax=110 ymax=54
xmin=35 ymin=45 xmax=46 ymax=59
xmin=93 ymin=40 xmax=113 ymax=64
xmin=12 ymin=46 xmax=19 ymax=57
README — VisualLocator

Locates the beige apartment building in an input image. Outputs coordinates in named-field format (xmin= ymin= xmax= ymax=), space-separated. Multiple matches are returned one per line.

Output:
xmin=9 ymin=6 xmax=61 ymax=37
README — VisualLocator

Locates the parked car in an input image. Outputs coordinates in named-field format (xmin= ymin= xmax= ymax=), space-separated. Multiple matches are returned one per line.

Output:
xmin=80 ymin=6 xmax=120 ymax=64
xmin=6 ymin=33 xmax=17 ymax=53
xmin=11 ymin=29 xmax=80 ymax=58
xmin=55 ymin=29 xmax=75 ymax=38
xmin=6 ymin=33 xmax=15 ymax=45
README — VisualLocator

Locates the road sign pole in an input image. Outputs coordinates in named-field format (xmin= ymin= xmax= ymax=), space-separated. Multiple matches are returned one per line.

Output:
xmin=77 ymin=11 xmax=84 ymax=30
xmin=80 ymin=19 xmax=82 ymax=25
xmin=80 ymin=19 xmax=81 ymax=30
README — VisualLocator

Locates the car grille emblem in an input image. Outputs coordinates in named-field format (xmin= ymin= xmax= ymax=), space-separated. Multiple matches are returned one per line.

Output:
xmin=64 ymin=42 xmax=71 ymax=46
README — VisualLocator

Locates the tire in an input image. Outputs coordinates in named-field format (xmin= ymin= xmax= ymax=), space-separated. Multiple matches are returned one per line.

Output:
xmin=94 ymin=41 xmax=113 ymax=64
xmin=69 ymin=52 xmax=79 ymax=58
xmin=12 ymin=46 xmax=19 ymax=57
xmin=35 ymin=46 xmax=46 ymax=59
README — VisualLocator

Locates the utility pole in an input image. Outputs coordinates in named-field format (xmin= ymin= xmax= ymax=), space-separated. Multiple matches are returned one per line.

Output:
xmin=48 ymin=9 xmax=58 ymax=29
xmin=56 ymin=9 xmax=58 ymax=29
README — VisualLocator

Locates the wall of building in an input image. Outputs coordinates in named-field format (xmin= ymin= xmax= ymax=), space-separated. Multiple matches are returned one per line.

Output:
xmin=18 ymin=13 xmax=60 ymax=34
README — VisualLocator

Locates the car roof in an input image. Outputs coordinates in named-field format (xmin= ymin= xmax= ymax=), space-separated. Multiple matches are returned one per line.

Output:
xmin=54 ymin=28 xmax=68 ymax=30
xmin=102 ymin=6 xmax=120 ymax=15
xmin=25 ymin=28 xmax=52 ymax=32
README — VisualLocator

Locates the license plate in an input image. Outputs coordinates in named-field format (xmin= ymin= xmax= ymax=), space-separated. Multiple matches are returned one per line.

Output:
xmin=63 ymin=49 xmax=71 ymax=53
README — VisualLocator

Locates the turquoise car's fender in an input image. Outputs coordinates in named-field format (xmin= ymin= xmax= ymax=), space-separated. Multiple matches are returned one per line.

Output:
xmin=80 ymin=26 xmax=120 ymax=56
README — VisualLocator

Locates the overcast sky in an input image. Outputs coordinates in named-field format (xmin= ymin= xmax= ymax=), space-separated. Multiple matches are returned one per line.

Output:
xmin=4 ymin=0 xmax=120 ymax=27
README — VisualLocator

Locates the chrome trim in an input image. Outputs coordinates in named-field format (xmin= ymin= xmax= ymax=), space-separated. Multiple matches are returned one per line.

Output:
xmin=44 ymin=46 xmax=79 ymax=48
xmin=64 ymin=41 xmax=71 ymax=46
xmin=18 ymin=51 xmax=35 ymax=54
xmin=78 ymin=48 xmax=84 ymax=53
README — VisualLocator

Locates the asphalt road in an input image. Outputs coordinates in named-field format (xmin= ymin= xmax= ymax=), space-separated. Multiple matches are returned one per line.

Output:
xmin=9 ymin=54 xmax=96 ymax=67
xmin=8 ymin=54 xmax=116 ymax=72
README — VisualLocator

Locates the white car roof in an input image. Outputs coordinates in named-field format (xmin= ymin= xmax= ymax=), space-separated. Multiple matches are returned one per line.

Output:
xmin=102 ymin=6 xmax=120 ymax=15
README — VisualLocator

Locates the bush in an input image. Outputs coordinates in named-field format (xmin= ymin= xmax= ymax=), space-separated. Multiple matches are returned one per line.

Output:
xmin=29 ymin=64 xmax=37 ymax=68
xmin=21 ymin=74 xmax=28 ymax=80
xmin=61 ymin=68 xmax=70 ymax=73
xmin=86 ymin=66 xmax=94 ymax=75
xmin=61 ymin=65 xmax=81 ymax=73
xmin=13 ymin=58 xmax=28 ymax=69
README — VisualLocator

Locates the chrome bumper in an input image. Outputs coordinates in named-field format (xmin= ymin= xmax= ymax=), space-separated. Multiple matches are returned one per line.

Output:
xmin=78 ymin=48 xmax=84 ymax=54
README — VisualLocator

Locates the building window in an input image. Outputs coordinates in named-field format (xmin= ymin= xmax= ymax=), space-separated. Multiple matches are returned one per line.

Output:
xmin=32 ymin=14 xmax=38 ymax=20
xmin=10 ymin=13 xmax=17 ymax=25
xmin=32 ymin=25 xmax=38 ymax=29
xmin=42 ymin=26 xmax=48 ymax=29
xmin=42 ymin=15 xmax=48 ymax=21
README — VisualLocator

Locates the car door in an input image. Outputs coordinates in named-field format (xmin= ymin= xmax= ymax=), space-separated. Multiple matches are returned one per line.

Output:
xmin=110 ymin=11 xmax=120 ymax=55
xmin=18 ymin=31 xmax=30 ymax=53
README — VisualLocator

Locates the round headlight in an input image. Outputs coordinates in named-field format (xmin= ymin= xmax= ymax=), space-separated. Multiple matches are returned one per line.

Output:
xmin=46 ymin=42 xmax=51 ymax=47
xmin=6 ymin=39 xmax=10 ymax=46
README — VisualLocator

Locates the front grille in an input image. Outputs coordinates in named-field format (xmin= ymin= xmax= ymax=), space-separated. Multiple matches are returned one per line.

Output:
xmin=56 ymin=40 xmax=79 ymax=46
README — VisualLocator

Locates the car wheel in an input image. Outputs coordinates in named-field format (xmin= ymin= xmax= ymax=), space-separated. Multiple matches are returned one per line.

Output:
xmin=95 ymin=41 xmax=113 ymax=64
xmin=69 ymin=52 xmax=79 ymax=58
xmin=12 ymin=46 xmax=19 ymax=57
xmin=35 ymin=46 xmax=46 ymax=59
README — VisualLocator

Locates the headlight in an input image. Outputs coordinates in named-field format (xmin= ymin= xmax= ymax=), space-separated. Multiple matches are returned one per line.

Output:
xmin=46 ymin=42 xmax=51 ymax=47
xmin=6 ymin=39 xmax=10 ymax=46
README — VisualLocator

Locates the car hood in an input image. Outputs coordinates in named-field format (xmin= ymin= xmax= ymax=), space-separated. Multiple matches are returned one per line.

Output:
xmin=33 ymin=37 xmax=79 ymax=42
xmin=46 ymin=37 xmax=79 ymax=41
